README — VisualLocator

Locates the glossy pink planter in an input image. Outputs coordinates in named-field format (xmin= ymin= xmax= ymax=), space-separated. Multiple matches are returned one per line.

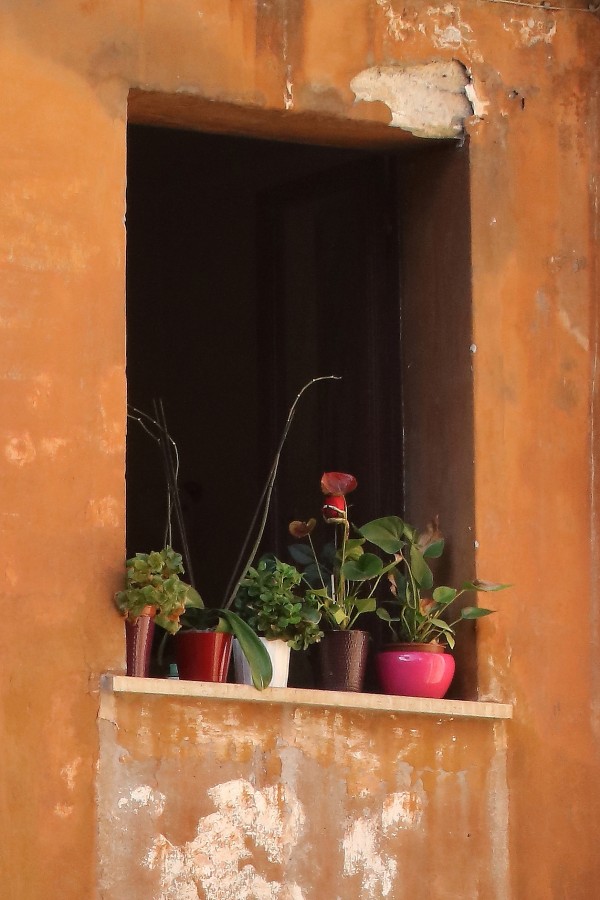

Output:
xmin=376 ymin=644 xmax=455 ymax=699
xmin=175 ymin=631 xmax=233 ymax=682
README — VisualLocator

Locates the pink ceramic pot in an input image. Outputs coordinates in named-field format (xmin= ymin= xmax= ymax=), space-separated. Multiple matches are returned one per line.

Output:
xmin=376 ymin=643 xmax=455 ymax=699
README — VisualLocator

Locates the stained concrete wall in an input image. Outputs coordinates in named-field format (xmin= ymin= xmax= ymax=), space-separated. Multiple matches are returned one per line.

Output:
xmin=98 ymin=690 xmax=509 ymax=899
xmin=1 ymin=1 xmax=599 ymax=898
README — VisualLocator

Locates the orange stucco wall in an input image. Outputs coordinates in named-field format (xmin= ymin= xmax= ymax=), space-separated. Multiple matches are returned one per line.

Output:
xmin=1 ymin=1 xmax=600 ymax=898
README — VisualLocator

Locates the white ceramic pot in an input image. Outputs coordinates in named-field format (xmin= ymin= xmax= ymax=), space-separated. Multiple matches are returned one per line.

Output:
xmin=233 ymin=637 xmax=291 ymax=688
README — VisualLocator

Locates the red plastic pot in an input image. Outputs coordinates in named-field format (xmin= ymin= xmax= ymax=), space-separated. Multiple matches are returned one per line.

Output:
xmin=175 ymin=631 xmax=233 ymax=682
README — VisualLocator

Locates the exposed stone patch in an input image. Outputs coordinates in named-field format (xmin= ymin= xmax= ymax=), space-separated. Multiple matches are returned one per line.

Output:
xmin=350 ymin=59 xmax=473 ymax=139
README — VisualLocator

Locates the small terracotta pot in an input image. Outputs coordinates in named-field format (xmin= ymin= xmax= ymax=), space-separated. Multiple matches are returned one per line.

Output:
xmin=317 ymin=630 xmax=370 ymax=693
xmin=125 ymin=613 xmax=155 ymax=677
xmin=175 ymin=631 xmax=233 ymax=682
xmin=376 ymin=643 xmax=455 ymax=699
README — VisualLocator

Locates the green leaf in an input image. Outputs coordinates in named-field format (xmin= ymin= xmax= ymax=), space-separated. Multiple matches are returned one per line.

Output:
xmin=217 ymin=610 xmax=273 ymax=689
xmin=331 ymin=606 xmax=348 ymax=625
xmin=432 ymin=586 xmax=457 ymax=606
xmin=409 ymin=545 xmax=433 ymax=590
xmin=428 ymin=618 xmax=454 ymax=632
xmin=423 ymin=539 xmax=445 ymax=559
xmin=461 ymin=580 xmax=510 ymax=593
xmin=353 ymin=597 xmax=377 ymax=614
xmin=460 ymin=606 xmax=495 ymax=619
xmin=342 ymin=539 xmax=365 ymax=562
xmin=288 ymin=543 xmax=316 ymax=566
xmin=358 ymin=517 xmax=405 ymax=554
xmin=185 ymin=587 xmax=204 ymax=609
xmin=299 ymin=606 xmax=321 ymax=624
xmin=341 ymin=553 xmax=383 ymax=581
xmin=375 ymin=608 xmax=394 ymax=622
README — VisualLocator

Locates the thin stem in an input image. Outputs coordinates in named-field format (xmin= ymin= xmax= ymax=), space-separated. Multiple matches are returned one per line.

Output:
xmin=223 ymin=375 xmax=341 ymax=609
xmin=127 ymin=404 xmax=181 ymax=555
xmin=308 ymin=534 xmax=327 ymax=591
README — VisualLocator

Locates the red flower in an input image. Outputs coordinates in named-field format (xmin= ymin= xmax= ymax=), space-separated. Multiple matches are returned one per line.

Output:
xmin=322 ymin=494 xmax=347 ymax=522
xmin=320 ymin=472 xmax=357 ymax=496
xmin=289 ymin=518 xmax=317 ymax=538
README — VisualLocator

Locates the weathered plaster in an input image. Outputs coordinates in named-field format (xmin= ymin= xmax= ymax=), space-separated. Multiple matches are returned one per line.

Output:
xmin=98 ymin=695 xmax=510 ymax=899
xmin=2 ymin=1 xmax=600 ymax=897
xmin=350 ymin=60 xmax=473 ymax=138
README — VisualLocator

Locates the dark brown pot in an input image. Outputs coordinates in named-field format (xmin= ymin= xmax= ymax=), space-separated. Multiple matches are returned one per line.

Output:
xmin=317 ymin=630 xmax=370 ymax=693
xmin=125 ymin=615 xmax=155 ymax=677
xmin=175 ymin=631 xmax=233 ymax=682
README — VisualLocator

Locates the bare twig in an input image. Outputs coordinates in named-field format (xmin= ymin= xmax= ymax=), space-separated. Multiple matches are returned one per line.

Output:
xmin=223 ymin=375 xmax=342 ymax=609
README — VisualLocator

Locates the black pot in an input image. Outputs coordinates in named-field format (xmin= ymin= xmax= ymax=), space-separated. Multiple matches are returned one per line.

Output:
xmin=317 ymin=630 xmax=370 ymax=692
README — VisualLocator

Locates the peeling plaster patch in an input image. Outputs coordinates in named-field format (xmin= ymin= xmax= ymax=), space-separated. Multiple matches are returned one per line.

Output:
xmin=5 ymin=433 xmax=36 ymax=466
xmin=465 ymin=81 xmax=488 ymax=118
xmin=342 ymin=789 xmax=425 ymax=896
xmin=343 ymin=818 xmax=397 ymax=896
xmin=350 ymin=60 xmax=473 ymax=139
xmin=381 ymin=790 xmax=423 ymax=831
xmin=145 ymin=779 xmax=306 ymax=899
xmin=284 ymin=66 xmax=294 ymax=110
xmin=118 ymin=784 xmax=166 ymax=817
xmin=504 ymin=16 xmax=556 ymax=46
xmin=427 ymin=5 xmax=474 ymax=49
xmin=98 ymin=688 xmax=117 ymax=723
xmin=61 ymin=758 xmax=81 ymax=792
xmin=376 ymin=0 xmax=425 ymax=41
xmin=87 ymin=496 xmax=120 ymax=528
xmin=558 ymin=308 xmax=589 ymax=351
xmin=183 ymin=708 xmax=267 ymax=757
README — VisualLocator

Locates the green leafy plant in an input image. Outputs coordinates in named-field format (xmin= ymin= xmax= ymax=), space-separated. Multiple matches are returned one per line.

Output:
xmin=289 ymin=475 xmax=509 ymax=646
xmin=178 ymin=606 xmax=273 ymax=690
xmin=233 ymin=556 xmax=323 ymax=650
xmin=115 ymin=547 xmax=273 ymax=689
xmin=114 ymin=547 xmax=202 ymax=634
xmin=361 ymin=516 xmax=509 ymax=648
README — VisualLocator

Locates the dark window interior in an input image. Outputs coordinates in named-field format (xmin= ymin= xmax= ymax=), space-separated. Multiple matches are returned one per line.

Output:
xmin=126 ymin=126 xmax=402 ymax=602
xmin=126 ymin=123 xmax=475 ymax=696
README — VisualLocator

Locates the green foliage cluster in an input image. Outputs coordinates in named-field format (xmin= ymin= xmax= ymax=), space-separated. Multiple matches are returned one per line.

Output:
xmin=115 ymin=547 xmax=273 ymax=689
xmin=362 ymin=516 xmax=508 ymax=648
xmin=234 ymin=557 xmax=323 ymax=650
xmin=114 ymin=547 xmax=202 ymax=634
xmin=290 ymin=515 xmax=509 ymax=646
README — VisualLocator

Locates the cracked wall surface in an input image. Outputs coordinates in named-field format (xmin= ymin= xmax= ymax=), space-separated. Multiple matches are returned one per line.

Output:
xmin=97 ymin=693 xmax=509 ymax=900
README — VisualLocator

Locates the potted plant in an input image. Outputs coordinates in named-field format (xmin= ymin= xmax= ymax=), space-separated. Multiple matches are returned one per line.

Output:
xmin=121 ymin=376 xmax=339 ymax=690
xmin=231 ymin=555 xmax=323 ymax=687
xmin=173 ymin=604 xmax=273 ymax=689
xmin=114 ymin=547 xmax=203 ymax=677
xmin=359 ymin=515 xmax=509 ymax=698
xmin=289 ymin=472 xmax=398 ymax=692
xmin=115 ymin=547 xmax=272 ymax=688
